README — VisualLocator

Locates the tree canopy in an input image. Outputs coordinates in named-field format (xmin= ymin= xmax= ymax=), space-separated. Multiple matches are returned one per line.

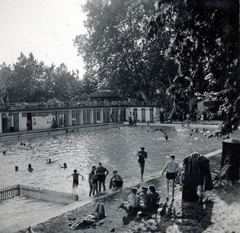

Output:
xmin=0 ymin=53 xmax=97 ymax=104
xmin=74 ymin=0 xmax=177 ymax=100
xmin=149 ymin=0 xmax=239 ymax=133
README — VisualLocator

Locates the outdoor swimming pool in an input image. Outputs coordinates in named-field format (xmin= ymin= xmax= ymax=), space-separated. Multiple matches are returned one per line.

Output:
xmin=0 ymin=124 xmax=222 ymax=194
xmin=0 ymin=124 xmax=222 ymax=232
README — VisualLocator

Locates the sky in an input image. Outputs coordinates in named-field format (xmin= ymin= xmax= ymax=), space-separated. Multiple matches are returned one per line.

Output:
xmin=0 ymin=0 xmax=87 ymax=78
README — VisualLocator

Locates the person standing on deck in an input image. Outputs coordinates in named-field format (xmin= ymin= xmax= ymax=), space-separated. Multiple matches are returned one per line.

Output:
xmin=162 ymin=154 xmax=180 ymax=202
xmin=89 ymin=166 xmax=98 ymax=196
xmin=96 ymin=162 xmax=109 ymax=193
xmin=136 ymin=147 xmax=147 ymax=180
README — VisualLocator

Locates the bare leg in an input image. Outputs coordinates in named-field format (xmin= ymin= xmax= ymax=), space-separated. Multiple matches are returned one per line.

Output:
xmin=166 ymin=179 xmax=169 ymax=200
xmin=99 ymin=203 xmax=105 ymax=217
xmin=197 ymin=185 xmax=203 ymax=203
xmin=89 ymin=184 xmax=93 ymax=196
xmin=93 ymin=184 xmax=98 ymax=195
xmin=94 ymin=203 xmax=100 ymax=213
xmin=170 ymin=179 xmax=175 ymax=200
xmin=103 ymin=181 xmax=106 ymax=191
xmin=139 ymin=163 xmax=144 ymax=179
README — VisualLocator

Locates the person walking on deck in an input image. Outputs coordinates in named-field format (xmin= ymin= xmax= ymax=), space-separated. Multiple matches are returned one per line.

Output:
xmin=96 ymin=162 xmax=109 ymax=193
xmin=162 ymin=154 xmax=180 ymax=202
xmin=136 ymin=147 xmax=147 ymax=180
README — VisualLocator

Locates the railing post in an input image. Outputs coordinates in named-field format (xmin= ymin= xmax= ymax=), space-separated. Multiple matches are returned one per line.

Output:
xmin=17 ymin=184 xmax=20 ymax=196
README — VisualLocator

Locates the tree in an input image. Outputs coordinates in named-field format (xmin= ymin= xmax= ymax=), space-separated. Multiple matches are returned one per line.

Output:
xmin=0 ymin=53 xmax=85 ymax=103
xmin=74 ymin=0 xmax=174 ymax=100
xmin=0 ymin=63 xmax=13 ymax=102
xmin=149 ymin=0 xmax=239 ymax=133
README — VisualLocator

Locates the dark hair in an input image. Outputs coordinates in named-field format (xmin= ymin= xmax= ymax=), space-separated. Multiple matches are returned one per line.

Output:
xmin=74 ymin=169 xmax=77 ymax=173
xmin=131 ymin=188 xmax=137 ymax=194
xmin=149 ymin=185 xmax=156 ymax=193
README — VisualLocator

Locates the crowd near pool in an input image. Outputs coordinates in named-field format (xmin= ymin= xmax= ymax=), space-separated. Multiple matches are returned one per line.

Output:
xmin=0 ymin=124 xmax=222 ymax=232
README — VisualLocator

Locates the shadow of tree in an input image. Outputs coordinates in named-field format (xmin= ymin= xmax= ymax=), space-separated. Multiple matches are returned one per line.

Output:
xmin=214 ymin=186 xmax=240 ymax=204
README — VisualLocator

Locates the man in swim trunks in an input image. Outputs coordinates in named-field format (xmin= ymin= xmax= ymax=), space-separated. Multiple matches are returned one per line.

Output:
xmin=96 ymin=162 xmax=109 ymax=193
xmin=136 ymin=147 xmax=147 ymax=180
xmin=109 ymin=169 xmax=123 ymax=189
xmin=162 ymin=154 xmax=180 ymax=201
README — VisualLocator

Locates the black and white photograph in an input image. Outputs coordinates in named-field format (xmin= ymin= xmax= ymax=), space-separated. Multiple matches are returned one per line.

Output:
xmin=0 ymin=0 xmax=239 ymax=232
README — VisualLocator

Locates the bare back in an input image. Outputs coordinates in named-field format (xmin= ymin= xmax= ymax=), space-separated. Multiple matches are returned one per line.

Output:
xmin=165 ymin=160 xmax=179 ymax=173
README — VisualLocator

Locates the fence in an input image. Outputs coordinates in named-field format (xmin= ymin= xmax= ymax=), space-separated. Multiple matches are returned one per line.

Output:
xmin=0 ymin=184 xmax=79 ymax=205
xmin=0 ymin=185 xmax=20 ymax=200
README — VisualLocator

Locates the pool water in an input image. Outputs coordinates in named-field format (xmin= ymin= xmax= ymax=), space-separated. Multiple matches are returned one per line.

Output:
xmin=0 ymin=125 xmax=222 ymax=195
xmin=0 ymin=124 xmax=222 ymax=232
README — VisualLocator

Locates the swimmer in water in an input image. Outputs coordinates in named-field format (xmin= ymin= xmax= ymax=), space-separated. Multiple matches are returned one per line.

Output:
xmin=28 ymin=164 xmax=33 ymax=172
xmin=164 ymin=133 xmax=168 ymax=140
xmin=59 ymin=163 xmax=67 ymax=169
xmin=153 ymin=128 xmax=163 ymax=132
xmin=71 ymin=169 xmax=84 ymax=188
xmin=46 ymin=158 xmax=52 ymax=164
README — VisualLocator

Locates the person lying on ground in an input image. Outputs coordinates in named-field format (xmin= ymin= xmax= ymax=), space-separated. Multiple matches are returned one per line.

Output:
xmin=70 ymin=202 xmax=106 ymax=230
xmin=109 ymin=169 xmax=123 ymax=190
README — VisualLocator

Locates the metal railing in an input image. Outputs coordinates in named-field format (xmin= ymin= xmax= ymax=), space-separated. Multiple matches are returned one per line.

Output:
xmin=0 ymin=185 xmax=79 ymax=205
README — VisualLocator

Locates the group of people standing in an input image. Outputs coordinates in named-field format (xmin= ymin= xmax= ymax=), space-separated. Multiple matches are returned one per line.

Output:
xmin=88 ymin=162 xmax=123 ymax=197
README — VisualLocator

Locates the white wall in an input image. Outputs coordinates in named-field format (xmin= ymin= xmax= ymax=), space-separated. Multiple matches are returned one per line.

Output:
xmin=32 ymin=114 xmax=55 ymax=130
xmin=19 ymin=113 xmax=54 ymax=131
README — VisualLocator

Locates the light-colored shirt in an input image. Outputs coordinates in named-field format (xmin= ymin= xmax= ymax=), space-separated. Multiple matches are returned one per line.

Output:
xmin=128 ymin=193 xmax=140 ymax=207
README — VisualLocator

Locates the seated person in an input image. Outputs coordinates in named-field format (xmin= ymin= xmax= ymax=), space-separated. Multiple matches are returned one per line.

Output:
xmin=148 ymin=185 xmax=160 ymax=209
xmin=109 ymin=170 xmax=123 ymax=189
xmin=137 ymin=187 xmax=152 ymax=210
xmin=119 ymin=188 xmax=140 ymax=215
